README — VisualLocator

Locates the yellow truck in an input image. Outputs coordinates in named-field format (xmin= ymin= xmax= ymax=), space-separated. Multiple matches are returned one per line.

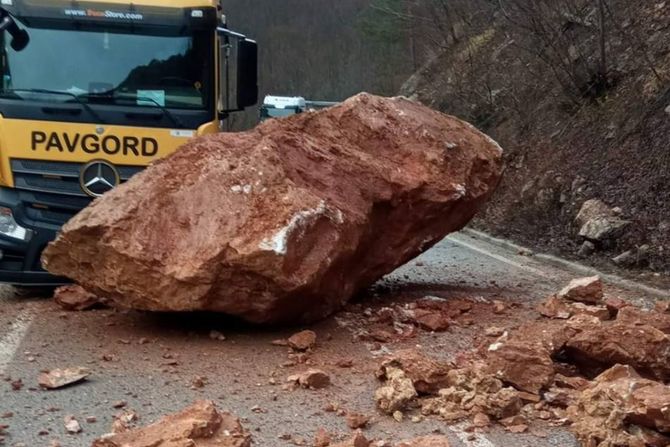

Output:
xmin=0 ymin=0 xmax=258 ymax=284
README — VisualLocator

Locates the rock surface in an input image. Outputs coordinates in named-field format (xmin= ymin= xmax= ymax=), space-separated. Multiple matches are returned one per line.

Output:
xmin=42 ymin=93 xmax=503 ymax=324
xmin=38 ymin=367 xmax=90 ymax=390
xmin=575 ymin=199 xmax=630 ymax=242
xmin=557 ymin=276 xmax=603 ymax=304
xmin=92 ymin=400 xmax=251 ymax=447
xmin=374 ymin=366 xmax=418 ymax=414
xmin=568 ymin=365 xmax=670 ymax=447
xmin=376 ymin=350 xmax=451 ymax=395
xmin=485 ymin=327 xmax=556 ymax=394
xmin=565 ymin=317 xmax=670 ymax=380
xmin=397 ymin=436 xmax=451 ymax=447
xmin=53 ymin=285 xmax=101 ymax=311
xmin=287 ymin=330 xmax=317 ymax=351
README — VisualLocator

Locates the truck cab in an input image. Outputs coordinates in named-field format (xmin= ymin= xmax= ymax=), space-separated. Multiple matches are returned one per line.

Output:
xmin=0 ymin=0 xmax=258 ymax=285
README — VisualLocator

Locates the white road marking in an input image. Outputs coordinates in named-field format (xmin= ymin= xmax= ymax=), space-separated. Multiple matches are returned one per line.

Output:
xmin=449 ymin=422 xmax=496 ymax=447
xmin=448 ymin=234 xmax=551 ymax=279
xmin=0 ymin=309 xmax=34 ymax=375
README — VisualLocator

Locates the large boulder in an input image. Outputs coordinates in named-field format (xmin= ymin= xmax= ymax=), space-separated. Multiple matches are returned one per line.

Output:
xmin=42 ymin=93 xmax=503 ymax=324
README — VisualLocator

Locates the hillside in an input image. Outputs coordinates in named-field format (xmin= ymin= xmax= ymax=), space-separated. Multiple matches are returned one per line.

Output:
xmin=399 ymin=0 xmax=670 ymax=283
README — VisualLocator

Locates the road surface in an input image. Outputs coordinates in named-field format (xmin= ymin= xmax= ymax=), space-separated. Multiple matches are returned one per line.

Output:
xmin=0 ymin=230 xmax=666 ymax=446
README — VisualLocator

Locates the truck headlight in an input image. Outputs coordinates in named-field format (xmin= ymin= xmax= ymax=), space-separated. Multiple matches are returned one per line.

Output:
xmin=0 ymin=207 xmax=31 ymax=241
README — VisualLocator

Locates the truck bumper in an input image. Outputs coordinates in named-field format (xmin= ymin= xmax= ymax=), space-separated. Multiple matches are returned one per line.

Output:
xmin=0 ymin=187 xmax=68 ymax=286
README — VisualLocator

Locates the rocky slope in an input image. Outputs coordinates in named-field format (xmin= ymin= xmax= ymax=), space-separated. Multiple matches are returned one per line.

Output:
xmin=401 ymin=0 xmax=670 ymax=285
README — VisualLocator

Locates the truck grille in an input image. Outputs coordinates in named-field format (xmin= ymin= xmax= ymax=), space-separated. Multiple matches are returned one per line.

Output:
xmin=10 ymin=159 xmax=142 ymax=224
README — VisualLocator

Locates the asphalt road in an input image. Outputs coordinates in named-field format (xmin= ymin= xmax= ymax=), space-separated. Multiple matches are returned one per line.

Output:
xmin=0 ymin=230 xmax=667 ymax=447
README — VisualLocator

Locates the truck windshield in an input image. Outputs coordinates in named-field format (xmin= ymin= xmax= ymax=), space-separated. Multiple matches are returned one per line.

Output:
xmin=0 ymin=25 xmax=211 ymax=110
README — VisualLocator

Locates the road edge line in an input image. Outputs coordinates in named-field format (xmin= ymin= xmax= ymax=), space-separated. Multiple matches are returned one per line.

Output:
xmin=460 ymin=228 xmax=670 ymax=299
xmin=0 ymin=309 xmax=33 ymax=375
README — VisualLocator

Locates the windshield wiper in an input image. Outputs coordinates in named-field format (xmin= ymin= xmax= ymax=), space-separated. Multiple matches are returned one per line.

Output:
xmin=0 ymin=88 xmax=106 ymax=124
xmin=80 ymin=92 xmax=185 ymax=129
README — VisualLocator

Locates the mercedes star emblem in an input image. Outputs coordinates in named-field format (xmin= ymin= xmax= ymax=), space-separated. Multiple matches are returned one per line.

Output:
xmin=79 ymin=160 xmax=120 ymax=197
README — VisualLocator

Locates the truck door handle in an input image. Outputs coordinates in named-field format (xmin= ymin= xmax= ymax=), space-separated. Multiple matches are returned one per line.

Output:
xmin=42 ymin=106 xmax=82 ymax=115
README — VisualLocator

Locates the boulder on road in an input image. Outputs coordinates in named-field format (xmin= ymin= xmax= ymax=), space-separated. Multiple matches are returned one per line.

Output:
xmin=92 ymin=400 xmax=251 ymax=447
xmin=42 ymin=93 xmax=503 ymax=324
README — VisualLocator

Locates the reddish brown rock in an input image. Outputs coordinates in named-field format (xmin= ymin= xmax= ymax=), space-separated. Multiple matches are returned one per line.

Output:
xmin=616 ymin=306 xmax=670 ymax=334
xmin=557 ymin=276 xmax=603 ymax=304
xmin=287 ymin=369 xmax=331 ymax=389
xmin=485 ymin=332 xmax=555 ymax=394
xmin=287 ymin=330 xmax=317 ymax=351
xmin=412 ymin=309 xmax=450 ymax=332
xmin=376 ymin=350 xmax=451 ymax=395
xmin=565 ymin=318 xmax=670 ymax=380
xmin=345 ymin=413 xmax=370 ymax=429
xmin=654 ymin=301 xmax=670 ymax=314
xmin=330 ymin=431 xmax=370 ymax=447
xmin=314 ymin=428 xmax=331 ymax=447
xmin=42 ymin=94 xmax=503 ymax=324
xmin=604 ymin=297 xmax=630 ymax=317
xmin=397 ymin=436 xmax=451 ymax=447
xmin=91 ymin=400 xmax=251 ymax=447
xmin=53 ymin=285 xmax=101 ymax=311
xmin=567 ymin=365 xmax=670 ymax=447
xmin=537 ymin=296 xmax=571 ymax=319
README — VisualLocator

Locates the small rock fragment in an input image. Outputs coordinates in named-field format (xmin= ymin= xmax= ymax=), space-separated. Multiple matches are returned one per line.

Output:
xmin=287 ymin=369 xmax=331 ymax=389
xmin=412 ymin=310 xmax=449 ymax=332
xmin=537 ymin=296 xmax=571 ymax=319
xmin=64 ymin=415 xmax=81 ymax=434
xmin=376 ymin=350 xmax=451 ymax=394
xmin=557 ymin=276 xmax=603 ymax=304
xmin=473 ymin=412 xmax=490 ymax=428
xmin=492 ymin=301 xmax=506 ymax=314
xmin=53 ymin=285 xmax=101 ymax=311
xmin=484 ymin=326 xmax=505 ymax=337
xmin=38 ymin=367 xmax=90 ymax=390
xmin=92 ymin=400 xmax=251 ymax=447
xmin=209 ymin=330 xmax=226 ymax=341
xmin=330 ymin=430 xmax=370 ymax=447
xmin=313 ymin=427 xmax=331 ymax=447
xmin=288 ymin=330 xmax=317 ymax=351
xmin=346 ymin=412 xmax=370 ymax=429
xmin=396 ymin=435 xmax=452 ymax=446
xmin=374 ymin=366 xmax=418 ymax=414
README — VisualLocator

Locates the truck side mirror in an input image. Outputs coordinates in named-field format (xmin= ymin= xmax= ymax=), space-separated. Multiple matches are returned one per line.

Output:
xmin=236 ymin=39 xmax=258 ymax=109
xmin=0 ymin=13 xmax=29 ymax=52
xmin=217 ymin=27 xmax=258 ymax=114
